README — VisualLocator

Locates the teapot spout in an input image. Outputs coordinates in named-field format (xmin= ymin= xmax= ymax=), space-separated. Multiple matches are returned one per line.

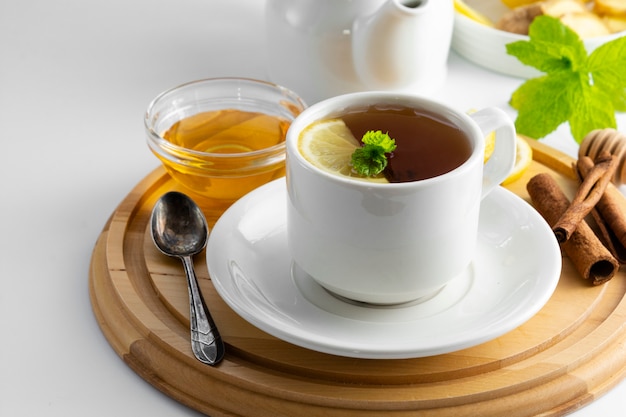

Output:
xmin=352 ymin=0 xmax=453 ymax=92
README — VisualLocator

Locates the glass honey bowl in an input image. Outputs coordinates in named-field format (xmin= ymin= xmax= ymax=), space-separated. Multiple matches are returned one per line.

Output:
xmin=145 ymin=77 xmax=307 ymax=207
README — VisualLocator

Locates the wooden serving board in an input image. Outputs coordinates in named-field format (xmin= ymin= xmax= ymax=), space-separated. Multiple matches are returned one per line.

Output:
xmin=89 ymin=139 xmax=626 ymax=417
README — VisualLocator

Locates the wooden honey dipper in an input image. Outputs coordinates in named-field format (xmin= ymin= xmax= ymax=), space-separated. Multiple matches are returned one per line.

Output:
xmin=579 ymin=128 xmax=626 ymax=185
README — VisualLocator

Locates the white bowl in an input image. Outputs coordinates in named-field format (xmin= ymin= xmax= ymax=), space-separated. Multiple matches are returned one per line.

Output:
xmin=452 ymin=0 xmax=626 ymax=78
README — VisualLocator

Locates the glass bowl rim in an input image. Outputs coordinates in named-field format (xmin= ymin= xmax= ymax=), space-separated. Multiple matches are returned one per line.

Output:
xmin=144 ymin=77 xmax=306 ymax=160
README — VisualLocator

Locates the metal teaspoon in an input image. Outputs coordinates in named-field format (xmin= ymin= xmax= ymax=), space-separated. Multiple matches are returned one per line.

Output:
xmin=150 ymin=191 xmax=225 ymax=365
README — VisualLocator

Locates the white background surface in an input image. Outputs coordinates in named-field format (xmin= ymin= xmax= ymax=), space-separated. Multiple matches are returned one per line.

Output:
xmin=1 ymin=0 xmax=624 ymax=416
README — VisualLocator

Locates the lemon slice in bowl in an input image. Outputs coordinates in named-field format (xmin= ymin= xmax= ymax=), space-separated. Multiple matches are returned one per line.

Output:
xmin=454 ymin=0 xmax=494 ymax=27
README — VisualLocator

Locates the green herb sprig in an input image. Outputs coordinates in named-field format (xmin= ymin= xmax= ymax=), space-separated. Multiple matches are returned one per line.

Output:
xmin=351 ymin=130 xmax=396 ymax=177
xmin=506 ymin=16 xmax=626 ymax=143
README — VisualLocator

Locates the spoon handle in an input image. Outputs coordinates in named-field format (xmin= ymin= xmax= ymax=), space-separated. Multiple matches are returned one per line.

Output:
xmin=181 ymin=256 xmax=225 ymax=365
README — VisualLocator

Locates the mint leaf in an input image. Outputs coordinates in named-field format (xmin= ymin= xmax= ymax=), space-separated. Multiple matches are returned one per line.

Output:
xmin=351 ymin=131 xmax=396 ymax=177
xmin=568 ymin=77 xmax=616 ymax=141
xmin=506 ymin=16 xmax=622 ymax=143
xmin=351 ymin=146 xmax=387 ymax=176
xmin=506 ymin=40 xmax=574 ymax=73
xmin=587 ymin=36 xmax=626 ymax=112
xmin=361 ymin=130 xmax=397 ymax=152
xmin=527 ymin=13 xmax=587 ymax=63
xmin=507 ymin=16 xmax=586 ymax=73
xmin=588 ymin=35 xmax=626 ymax=80
xmin=510 ymin=73 xmax=574 ymax=139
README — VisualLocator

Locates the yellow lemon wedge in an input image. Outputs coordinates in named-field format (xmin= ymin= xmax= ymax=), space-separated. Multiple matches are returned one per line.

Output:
xmin=469 ymin=109 xmax=495 ymax=162
xmin=298 ymin=119 xmax=389 ymax=182
xmin=484 ymin=130 xmax=496 ymax=163
xmin=298 ymin=119 xmax=360 ymax=176
xmin=481 ymin=113 xmax=532 ymax=185
xmin=454 ymin=0 xmax=495 ymax=26
xmin=501 ymin=135 xmax=533 ymax=185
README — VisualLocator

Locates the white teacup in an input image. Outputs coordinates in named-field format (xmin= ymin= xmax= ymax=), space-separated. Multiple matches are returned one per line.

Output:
xmin=286 ymin=92 xmax=516 ymax=305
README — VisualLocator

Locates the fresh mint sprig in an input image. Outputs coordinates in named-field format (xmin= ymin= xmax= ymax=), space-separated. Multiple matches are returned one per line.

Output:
xmin=351 ymin=130 xmax=396 ymax=176
xmin=506 ymin=16 xmax=626 ymax=143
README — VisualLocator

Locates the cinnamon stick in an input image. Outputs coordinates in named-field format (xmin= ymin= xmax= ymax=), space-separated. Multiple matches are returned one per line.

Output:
xmin=527 ymin=173 xmax=618 ymax=285
xmin=552 ymin=152 xmax=616 ymax=243
xmin=578 ymin=156 xmax=626 ymax=263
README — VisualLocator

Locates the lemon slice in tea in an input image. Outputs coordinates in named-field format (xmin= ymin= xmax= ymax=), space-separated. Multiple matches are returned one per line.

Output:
xmin=298 ymin=119 xmax=359 ymax=175
xmin=298 ymin=119 xmax=388 ymax=182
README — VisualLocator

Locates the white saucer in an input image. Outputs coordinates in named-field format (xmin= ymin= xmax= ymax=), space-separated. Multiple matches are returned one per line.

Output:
xmin=206 ymin=178 xmax=561 ymax=359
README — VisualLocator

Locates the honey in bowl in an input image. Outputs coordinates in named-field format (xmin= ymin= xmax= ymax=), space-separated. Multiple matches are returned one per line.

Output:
xmin=155 ymin=108 xmax=291 ymax=202
xmin=145 ymin=78 xmax=307 ymax=208
xmin=164 ymin=109 xmax=289 ymax=153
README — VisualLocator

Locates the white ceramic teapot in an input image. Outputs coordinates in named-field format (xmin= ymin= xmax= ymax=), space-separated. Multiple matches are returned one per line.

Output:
xmin=265 ymin=0 xmax=453 ymax=104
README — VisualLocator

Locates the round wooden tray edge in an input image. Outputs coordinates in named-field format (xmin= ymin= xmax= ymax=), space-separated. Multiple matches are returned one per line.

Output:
xmin=88 ymin=145 xmax=626 ymax=416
